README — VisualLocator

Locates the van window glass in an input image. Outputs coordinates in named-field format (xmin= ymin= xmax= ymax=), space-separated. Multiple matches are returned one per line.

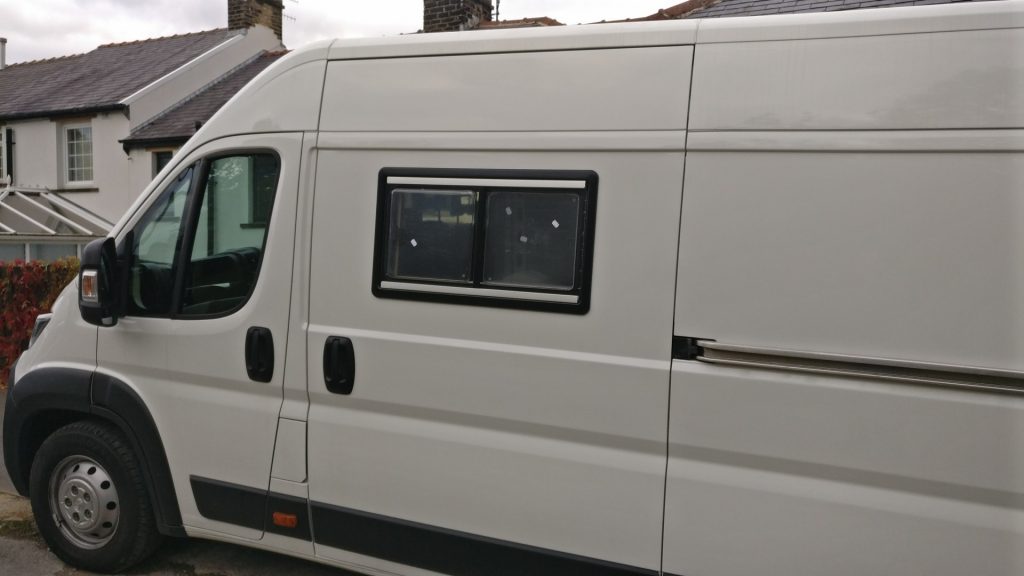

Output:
xmin=482 ymin=191 xmax=579 ymax=291
xmin=181 ymin=153 xmax=280 ymax=317
xmin=386 ymin=189 xmax=476 ymax=283
xmin=373 ymin=170 xmax=597 ymax=313
xmin=128 ymin=165 xmax=194 ymax=316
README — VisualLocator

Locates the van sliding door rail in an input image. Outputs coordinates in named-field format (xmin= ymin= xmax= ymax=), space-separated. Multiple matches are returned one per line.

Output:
xmin=694 ymin=340 xmax=1024 ymax=396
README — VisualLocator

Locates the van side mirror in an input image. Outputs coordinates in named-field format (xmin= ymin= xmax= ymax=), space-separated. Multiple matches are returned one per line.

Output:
xmin=79 ymin=237 xmax=120 ymax=327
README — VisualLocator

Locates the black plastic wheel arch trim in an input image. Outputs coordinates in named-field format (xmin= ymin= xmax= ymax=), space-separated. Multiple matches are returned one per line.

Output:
xmin=2 ymin=367 xmax=185 ymax=537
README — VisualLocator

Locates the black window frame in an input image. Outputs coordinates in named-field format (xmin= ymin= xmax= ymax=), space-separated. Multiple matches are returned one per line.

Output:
xmin=152 ymin=150 xmax=175 ymax=178
xmin=372 ymin=168 xmax=598 ymax=314
xmin=245 ymin=154 xmax=279 ymax=228
xmin=122 ymin=148 xmax=282 ymax=321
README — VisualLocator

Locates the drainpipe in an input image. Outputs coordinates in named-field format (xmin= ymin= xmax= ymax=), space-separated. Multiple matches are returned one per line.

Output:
xmin=0 ymin=38 xmax=6 ymax=70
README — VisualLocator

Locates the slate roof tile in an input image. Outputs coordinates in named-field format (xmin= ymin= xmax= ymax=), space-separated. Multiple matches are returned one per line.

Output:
xmin=0 ymin=29 xmax=241 ymax=120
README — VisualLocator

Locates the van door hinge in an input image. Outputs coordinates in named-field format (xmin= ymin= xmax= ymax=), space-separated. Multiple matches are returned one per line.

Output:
xmin=672 ymin=336 xmax=706 ymax=361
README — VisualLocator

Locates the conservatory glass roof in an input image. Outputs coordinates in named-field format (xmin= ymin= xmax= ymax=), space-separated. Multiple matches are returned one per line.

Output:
xmin=0 ymin=187 xmax=111 ymax=240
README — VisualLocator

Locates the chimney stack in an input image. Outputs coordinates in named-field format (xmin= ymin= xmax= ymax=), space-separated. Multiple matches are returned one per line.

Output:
xmin=1 ymin=38 xmax=7 ymax=71
xmin=228 ymin=0 xmax=284 ymax=41
xmin=424 ymin=0 xmax=493 ymax=33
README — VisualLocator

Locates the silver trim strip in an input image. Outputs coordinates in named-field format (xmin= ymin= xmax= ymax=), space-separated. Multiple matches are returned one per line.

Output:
xmin=696 ymin=341 xmax=1024 ymax=395
xmin=387 ymin=177 xmax=586 ymax=189
xmin=379 ymin=281 xmax=579 ymax=304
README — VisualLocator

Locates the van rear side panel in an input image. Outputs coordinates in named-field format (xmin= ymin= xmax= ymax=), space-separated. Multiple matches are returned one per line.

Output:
xmin=666 ymin=15 xmax=1024 ymax=576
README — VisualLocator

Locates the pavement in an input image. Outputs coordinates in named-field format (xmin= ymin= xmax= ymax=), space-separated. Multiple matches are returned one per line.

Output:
xmin=0 ymin=390 xmax=357 ymax=576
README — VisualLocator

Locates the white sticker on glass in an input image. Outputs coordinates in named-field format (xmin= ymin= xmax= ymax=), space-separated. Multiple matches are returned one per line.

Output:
xmin=505 ymin=207 xmax=513 ymax=216
xmin=410 ymin=239 xmax=418 ymax=247
xmin=519 ymin=235 xmax=528 ymax=243
xmin=551 ymin=220 xmax=560 ymax=229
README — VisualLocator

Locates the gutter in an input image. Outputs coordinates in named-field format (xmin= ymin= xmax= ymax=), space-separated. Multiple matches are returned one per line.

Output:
xmin=119 ymin=135 xmax=191 ymax=152
xmin=0 ymin=104 xmax=126 ymax=123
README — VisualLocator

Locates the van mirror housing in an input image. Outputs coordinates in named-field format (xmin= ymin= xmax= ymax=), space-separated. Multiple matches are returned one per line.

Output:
xmin=79 ymin=237 xmax=120 ymax=327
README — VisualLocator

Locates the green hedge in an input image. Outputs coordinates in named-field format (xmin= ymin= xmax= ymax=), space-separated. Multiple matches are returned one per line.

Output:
xmin=0 ymin=258 xmax=80 ymax=388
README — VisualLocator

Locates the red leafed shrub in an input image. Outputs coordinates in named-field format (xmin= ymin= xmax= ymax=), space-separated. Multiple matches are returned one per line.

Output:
xmin=0 ymin=258 xmax=80 ymax=388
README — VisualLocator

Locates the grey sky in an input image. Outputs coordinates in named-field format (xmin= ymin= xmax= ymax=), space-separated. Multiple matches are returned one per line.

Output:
xmin=0 ymin=1 xmax=678 ymax=65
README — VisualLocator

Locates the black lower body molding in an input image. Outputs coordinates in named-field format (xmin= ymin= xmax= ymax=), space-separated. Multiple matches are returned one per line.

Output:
xmin=191 ymin=476 xmax=655 ymax=576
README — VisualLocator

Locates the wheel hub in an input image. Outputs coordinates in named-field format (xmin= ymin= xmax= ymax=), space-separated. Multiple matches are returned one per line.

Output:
xmin=49 ymin=456 xmax=120 ymax=549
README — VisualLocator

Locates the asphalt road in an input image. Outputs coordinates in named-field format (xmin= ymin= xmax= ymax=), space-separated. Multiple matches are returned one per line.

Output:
xmin=0 ymin=390 xmax=358 ymax=576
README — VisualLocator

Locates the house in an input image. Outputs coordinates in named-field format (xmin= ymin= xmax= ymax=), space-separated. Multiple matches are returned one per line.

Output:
xmin=423 ymin=1 xmax=564 ymax=32
xmin=0 ymin=0 xmax=285 ymax=232
xmin=424 ymin=0 xmax=1000 ymax=32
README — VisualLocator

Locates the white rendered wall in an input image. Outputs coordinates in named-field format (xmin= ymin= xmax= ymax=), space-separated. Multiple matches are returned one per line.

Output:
xmin=5 ymin=118 xmax=58 ymax=190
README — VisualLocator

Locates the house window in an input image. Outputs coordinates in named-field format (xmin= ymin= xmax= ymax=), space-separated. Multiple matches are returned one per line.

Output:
xmin=152 ymin=150 xmax=174 ymax=177
xmin=29 ymin=243 xmax=78 ymax=262
xmin=64 ymin=123 xmax=94 ymax=185
xmin=0 ymin=244 xmax=26 ymax=263
xmin=374 ymin=168 xmax=598 ymax=314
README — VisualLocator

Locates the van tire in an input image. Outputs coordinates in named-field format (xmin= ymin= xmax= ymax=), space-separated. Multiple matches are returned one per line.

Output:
xmin=29 ymin=420 xmax=163 ymax=573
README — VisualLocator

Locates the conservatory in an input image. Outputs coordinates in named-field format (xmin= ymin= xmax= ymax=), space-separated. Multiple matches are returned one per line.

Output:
xmin=0 ymin=187 xmax=111 ymax=263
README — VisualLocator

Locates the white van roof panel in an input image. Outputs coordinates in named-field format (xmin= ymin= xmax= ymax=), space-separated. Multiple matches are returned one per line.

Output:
xmin=326 ymin=21 xmax=698 ymax=61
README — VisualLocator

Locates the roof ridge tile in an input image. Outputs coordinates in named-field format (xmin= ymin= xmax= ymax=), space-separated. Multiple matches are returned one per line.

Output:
xmin=97 ymin=28 xmax=230 ymax=49
xmin=3 ymin=52 xmax=89 ymax=68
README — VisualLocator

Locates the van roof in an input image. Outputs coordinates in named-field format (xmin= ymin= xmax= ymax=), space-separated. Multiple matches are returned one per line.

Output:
xmin=325 ymin=0 xmax=1022 ymax=61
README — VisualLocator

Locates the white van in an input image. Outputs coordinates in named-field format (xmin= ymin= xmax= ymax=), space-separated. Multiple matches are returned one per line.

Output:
xmin=5 ymin=2 xmax=1024 ymax=574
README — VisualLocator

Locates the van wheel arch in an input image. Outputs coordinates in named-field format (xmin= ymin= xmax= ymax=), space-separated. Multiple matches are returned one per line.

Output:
xmin=4 ymin=368 xmax=185 ymax=537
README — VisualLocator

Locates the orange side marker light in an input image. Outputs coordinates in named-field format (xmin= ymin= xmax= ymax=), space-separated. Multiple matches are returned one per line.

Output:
xmin=272 ymin=512 xmax=298 ymax=529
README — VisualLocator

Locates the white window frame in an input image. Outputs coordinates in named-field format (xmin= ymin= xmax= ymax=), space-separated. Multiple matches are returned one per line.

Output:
xmin=150 ymin=148 xmax=176 ymax=178
xmin=62 ymin=122 xmax=95 ymax=188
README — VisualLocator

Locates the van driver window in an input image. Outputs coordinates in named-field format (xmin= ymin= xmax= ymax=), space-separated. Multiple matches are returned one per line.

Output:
xmin=179 ymin=153 xmax=280 ymax=317
xmin=126 ymin=152 xmax=280 ymax=319
xmin=128 ymin=165 xmax=195 ymax=316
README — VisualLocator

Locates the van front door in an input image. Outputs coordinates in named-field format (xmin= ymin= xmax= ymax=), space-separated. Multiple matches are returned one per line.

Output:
xmin=97 ymin=133 xmax=302 ymax=539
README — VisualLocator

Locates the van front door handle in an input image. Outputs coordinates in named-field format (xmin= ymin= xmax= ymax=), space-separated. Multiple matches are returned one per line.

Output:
xmin=245 ymin=326 xmax=274 ymax=382
xmin=323 ymin=336 xmax=355 ymax=394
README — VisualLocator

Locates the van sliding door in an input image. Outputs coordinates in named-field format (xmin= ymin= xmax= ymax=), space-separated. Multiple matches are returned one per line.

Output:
xmin=665 ymin=25 xmax=1024 ymax=576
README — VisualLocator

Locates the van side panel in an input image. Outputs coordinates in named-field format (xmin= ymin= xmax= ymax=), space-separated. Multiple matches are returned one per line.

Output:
xmin=318 ymin=47 xmax=690 ymax=133
xmin=307 ymin=45 xmax=692 ymax=574
xmin=688 ymin=27 xmax=1024 ymax=131
xmin=666 ymin=24 xmax=1024 ymax=576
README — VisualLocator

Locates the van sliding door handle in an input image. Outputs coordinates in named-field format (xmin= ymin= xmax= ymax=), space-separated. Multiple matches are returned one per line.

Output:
xmin=323 ymin=336 xmax=355 ymax=395
xmin=245 ymin=326 xmax=274 ymax=383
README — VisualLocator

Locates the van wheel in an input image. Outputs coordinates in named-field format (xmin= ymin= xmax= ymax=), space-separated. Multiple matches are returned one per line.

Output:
xmin=29 ymin=420 xmax=162 ymax=573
